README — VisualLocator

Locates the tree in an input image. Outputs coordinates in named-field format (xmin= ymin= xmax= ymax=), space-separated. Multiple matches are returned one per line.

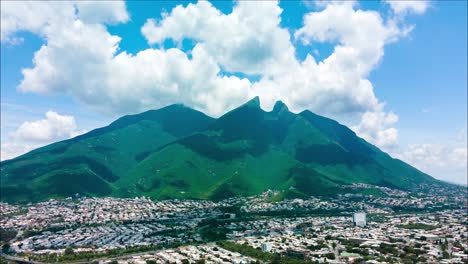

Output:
xmin=271 ymin=255 xmax=281 ymax=264
xmin=442 ymin=251 xmax=450 ymax=259
xmin=64 ymin=247 xmax=74 ymax=255
xmin=325 ymin=253 xmax=336 ymax=260
xmin=440 ymin=243 xmax=448 ymax=251
xmin=146 ymin=260 xmax=157 ymax=264
xmin=332 ymin=242 xmax=337 ymax=249
xmin=2 ymin=243 xmax=10 ymax=253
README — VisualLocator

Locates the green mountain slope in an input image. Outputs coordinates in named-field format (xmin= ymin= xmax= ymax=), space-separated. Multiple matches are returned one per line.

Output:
xmin=118 ymin=97 xmax=436 ymax=200
xmin=1 ymin=97 xmax=441 ymax=203
xmin=0 ymin=105 xmax=214 ymax=202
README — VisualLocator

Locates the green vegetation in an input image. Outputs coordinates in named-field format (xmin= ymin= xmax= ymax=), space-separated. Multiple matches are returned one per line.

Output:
xmin=268 ymin=189 xmax=310 ymax=202
xmin=0 ymin=230 xmax=17 ymax=243
xmin=346 ymin=187 xmax=388 ymax=197
xmin=1 ymin=97 xmax=442 ymax=203
xmin=0 ymin=105 xmax=214 ymax=203
xmin=306 ymin=243 xmax=328 ymax=251
xmin=216 ymin=240 xmax=316 ymax=264
xmin=377 ymin=243 xmax=398 ymax=255
xmin=22 ymin=243 xmax=182 ymax=263
xmin=367 ymin=214 xmax=389 ymax=223
xmin=441 ymin=250 xmax=450 ymax=259
xmin=2 ymin=244 xmax=11 ymax=254
xmin=200 ymin=228 xmax=227 ymax=241
xmin=0 ymin=256 xmax=13 ymax=264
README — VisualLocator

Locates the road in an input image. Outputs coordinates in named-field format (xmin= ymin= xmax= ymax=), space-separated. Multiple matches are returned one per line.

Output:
xmin=1 ymin=253 xmax=45 ymax=264
xmin=1 ymin=249 xmax=167 ymax=264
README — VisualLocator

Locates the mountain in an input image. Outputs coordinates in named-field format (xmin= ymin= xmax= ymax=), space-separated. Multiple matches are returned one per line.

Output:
xmin=0 ymin=97 xmax=441 ymax=202
xmin=0 ymin=105 xmax=214 ymax=202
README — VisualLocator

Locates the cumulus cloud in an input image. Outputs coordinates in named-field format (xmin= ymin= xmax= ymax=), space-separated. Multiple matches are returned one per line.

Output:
xmin=141 ymin=1 xmax=297 ymax=76
xmin=0 ymin=1 xmax=72 ymax=42
xmin=1 ymin=111 xmax=84 ymax=160
xmin=397 ymin=144 xmax=467 ymax=185
xmin=75 ymin=1 xmax=129 ymax=24
xmin=295 ymin=2 xmax=408 ymax=73
xmin=18 ymin=18 xmax=252 ymax=116
xmin=258 ymin=1 xmax=407 ymax=115
xmin=140 ymin=0 xmax=410 ymax=136
xmin=393 ymin=127 xmax=467 ymax=185
xmin=351 ymin=109 xmax=399 ymax=149
xmin=12 ymin=111 xmax=82 ymax=142
xmin=0 ymin=1 xmax=128 ymax=42
xmin=3 ymin=0 xmax=425 ymax=149
xmin=386 ymin=0 xmax=430 ymax=16
xmin=1 ymin=142 xmax=36 ymax=161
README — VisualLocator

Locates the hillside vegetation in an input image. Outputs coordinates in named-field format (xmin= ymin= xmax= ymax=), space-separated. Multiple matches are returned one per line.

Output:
xmin=0 ymin=97 xmax=439 ymax=203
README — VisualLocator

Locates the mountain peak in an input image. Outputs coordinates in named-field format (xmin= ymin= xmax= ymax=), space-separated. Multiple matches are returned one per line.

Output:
xmin=1 ymin=97 xmax=439 ymax=203
xmin=244 ymin=96 xmax=261 ymax=108
xmin=272 ymin=100 xmax=289 ymax=113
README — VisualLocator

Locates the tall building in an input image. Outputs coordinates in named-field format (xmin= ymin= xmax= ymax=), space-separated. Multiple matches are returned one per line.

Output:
xmin=353 ymin=212 xmax=366 ymax=227
xmin=261 ymin=243 xmax=272 ymax=252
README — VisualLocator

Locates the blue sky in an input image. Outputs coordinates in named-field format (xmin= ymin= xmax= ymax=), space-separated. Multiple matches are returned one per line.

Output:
xmin=1 ymin=0 xmax=466 ymax=184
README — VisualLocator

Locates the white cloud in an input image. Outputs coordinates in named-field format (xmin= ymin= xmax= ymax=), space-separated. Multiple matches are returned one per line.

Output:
xmin=261 ymin=2 xmax=408 ymax=141
xmin=0 ymin=1 xmax=74 ymax=42
xmin=140 ymin=1 xmax=408 ymax=128
xmin=18 ymin=18 xmax=252 ymax=116
xmin=397 ymin=144 xmax=467 ymax=185
xmin=295 ymin=2 xmax=407 ymax=73
xmin=1 ymin=142 xmax=36 ymax=161
xmin=393 ymin=127 xmax=467 ymax=185
xmin=141 ymin=1 xmax=297 ymax=76
xmin=1 ymin=111 xmax=85 ymax=160
xmin=452 ymin=148 xmax=467 ymax=163
xmin=75 ymin=1 xmax=129 ymax=24
xmin=386 ymin=0 xmax=430 ymax=16
xmin=351 ymin=109 xmax=399 ymax=149
xmin=4 ymin=0 xmax=425 ymax=152
xmin=12 ymin=111 xmax=82 ymax=142
xmin=0 ymin=1 xmax=128 ymax=42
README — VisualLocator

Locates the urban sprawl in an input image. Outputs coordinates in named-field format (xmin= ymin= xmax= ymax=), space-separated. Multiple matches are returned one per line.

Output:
xmin=1 ymin=183 xmax=467 ymax=264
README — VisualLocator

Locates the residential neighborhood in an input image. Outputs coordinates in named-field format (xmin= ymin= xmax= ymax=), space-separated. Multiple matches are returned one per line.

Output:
xmin=1 ymin=184 xmax=466 ymax=263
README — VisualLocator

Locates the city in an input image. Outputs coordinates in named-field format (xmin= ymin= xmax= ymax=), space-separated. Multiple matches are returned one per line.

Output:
xmin=1 ymin=184 xmax=466 ymax=263
xmin=1 ymin=0 xmax=467 ymax=263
